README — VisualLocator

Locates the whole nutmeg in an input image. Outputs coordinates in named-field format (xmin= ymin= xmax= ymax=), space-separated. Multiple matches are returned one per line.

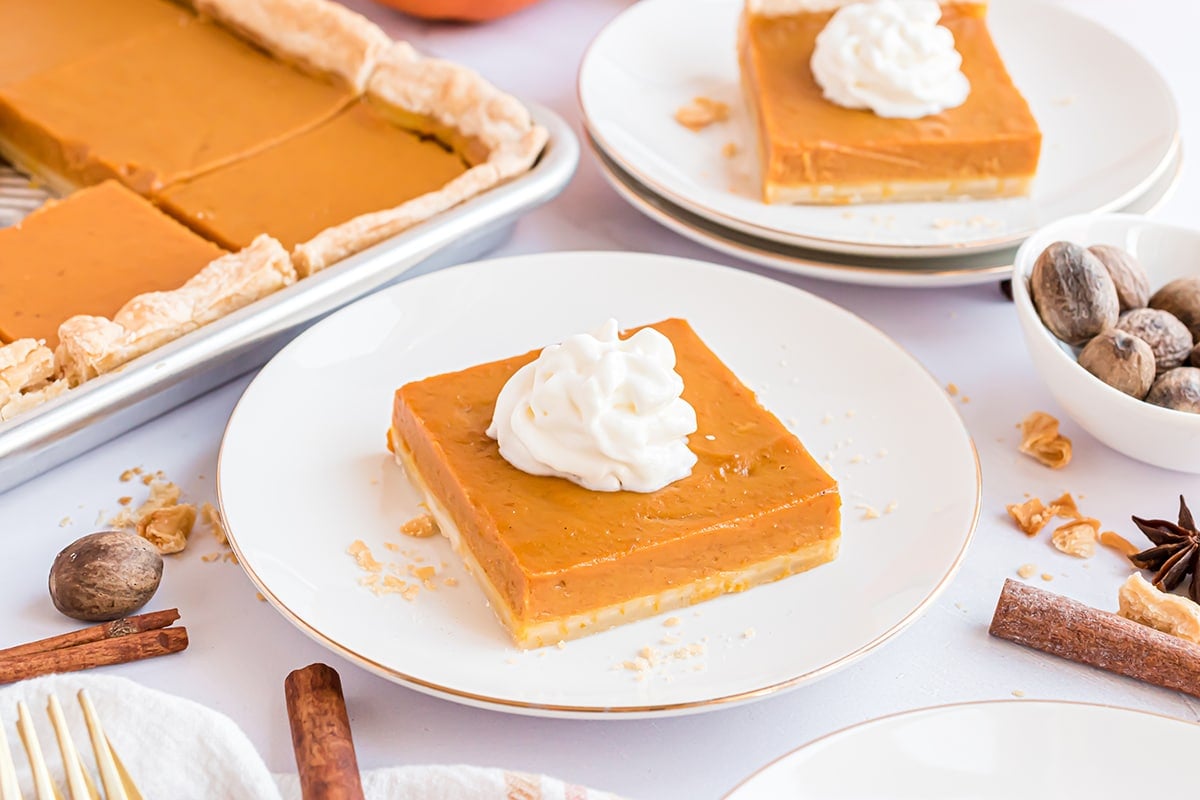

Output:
xmin=1115 ymin=308 xmax=1194 ymax=375
xmin=1145 ymin=367 xmax=1200 ymax=413
xmin=1030 ymin=241 xmax=1119 ymax=346
xmin=1150 ymin=277 xmax=1200 ymax=340
xmin=49 ymin=531 xmax=163 ymax=621
xmin=1088 ymin=244 xmax=1151 ymax=311
xmin=1077 ymin=329 xmax=1156 ymax=398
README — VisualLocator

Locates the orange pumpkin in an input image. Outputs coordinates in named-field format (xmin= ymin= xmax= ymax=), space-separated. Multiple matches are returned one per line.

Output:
xmin=371 ymin=0 xmax=547 ymax=22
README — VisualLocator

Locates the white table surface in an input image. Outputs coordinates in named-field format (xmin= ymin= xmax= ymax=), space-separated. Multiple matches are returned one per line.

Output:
xmin=3 ymin=1 xmax=1199 ymax=797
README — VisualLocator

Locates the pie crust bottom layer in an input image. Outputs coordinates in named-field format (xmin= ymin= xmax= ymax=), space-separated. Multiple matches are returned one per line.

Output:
xmin=392 ymin=440 xmax=839 ymax=649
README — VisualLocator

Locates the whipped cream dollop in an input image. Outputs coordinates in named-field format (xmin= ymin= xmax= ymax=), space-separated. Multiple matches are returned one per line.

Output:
xmin=486 ymin=320 xmax=698 ymax=493
xmin=810 ymin=0 xmax=970 ymax=119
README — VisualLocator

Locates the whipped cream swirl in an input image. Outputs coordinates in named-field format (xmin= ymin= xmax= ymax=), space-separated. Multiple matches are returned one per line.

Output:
xmin=810 ymin=0 xmax=970 ymax=119
xmin=486 ymin=320 xmax=698 ymax=493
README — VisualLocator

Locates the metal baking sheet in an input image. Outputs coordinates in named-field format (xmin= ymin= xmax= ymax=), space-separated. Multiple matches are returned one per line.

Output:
xmin=0 ymin=103 xmax=578 ymax=493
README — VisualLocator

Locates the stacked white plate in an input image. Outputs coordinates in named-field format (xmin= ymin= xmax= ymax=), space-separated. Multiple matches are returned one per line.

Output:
xmin=578 ymin=0 xmax=1182 ymax=288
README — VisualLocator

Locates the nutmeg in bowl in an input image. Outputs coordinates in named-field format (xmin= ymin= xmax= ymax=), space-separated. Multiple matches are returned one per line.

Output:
xmin=1013 ymin=213 xmax=1200 ymax=473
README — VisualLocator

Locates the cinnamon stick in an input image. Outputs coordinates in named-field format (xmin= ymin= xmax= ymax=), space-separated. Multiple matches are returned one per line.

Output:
xmin=0 ymin=608 xmax=180 ymax=661
xmin=0 ymin=627 xmax=188 ymax=684
xmin=285 ymin=663 xmax=365 ymax=800
xmin=989 ymin=578 xmax=1200 ymax=698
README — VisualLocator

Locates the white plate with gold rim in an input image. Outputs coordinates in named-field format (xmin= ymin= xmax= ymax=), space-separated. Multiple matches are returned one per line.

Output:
xmin=723 ymin=700 xmax=1200 ymax=798
xmin=578 ymin=0 xmax=1180 ymax=258
xmin=217 ymin=252 xmax=980 ymax=717
xmin=591 ymin=134 xmax=1184 ymax=288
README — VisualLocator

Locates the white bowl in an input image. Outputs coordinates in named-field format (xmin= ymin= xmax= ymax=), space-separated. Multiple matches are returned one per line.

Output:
xmin=1013 ymin=213 xmax=1200 ymax=473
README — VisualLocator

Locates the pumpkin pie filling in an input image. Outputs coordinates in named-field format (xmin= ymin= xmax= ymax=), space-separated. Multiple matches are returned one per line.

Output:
xmin=0 ymin=181 xmax=225 ymax=348
xmin=740 ymin=1 xmax=1041 ymax=204
xmin=388 ymin=318 xmax=841 ymax=647
xmin=155 ymin=99 xmax=470 ymax=252
xmin=0 ymin=15 xmax=353 ymax=195
xmin=0 ymin=0 xmax=191 ymax=87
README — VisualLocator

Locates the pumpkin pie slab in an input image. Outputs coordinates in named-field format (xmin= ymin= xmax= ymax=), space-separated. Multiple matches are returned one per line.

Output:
xmin=155 ymin=100 xmax=470 ymax=253
xmin=0 ymin=0 xmax=191 ymax=87
xmin=0 ymin=15 xmax=354 ymax=195
xmin=740 ymin=0 xmax=1041 ymax=204
xmin=388 ymin=318 xmax=841 ymax=648
xmin=0 ymin=180 xmax=225 ymax=348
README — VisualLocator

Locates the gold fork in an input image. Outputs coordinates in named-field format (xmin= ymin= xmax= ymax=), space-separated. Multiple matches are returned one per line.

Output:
xmin=0 ymin=690 xmax=143 ymax=800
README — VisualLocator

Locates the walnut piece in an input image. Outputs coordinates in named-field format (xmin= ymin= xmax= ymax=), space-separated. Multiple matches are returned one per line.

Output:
xmin=137 ymin=504 xmax=197 ymax=555
xmin=674 ymin=96 xmax=729 ymax=132
xmin=1018 ymin=411 xmax=1072 ymax=469
xmin=399 ymin=514 xmax=438 ymax=538
xmin=1051 ymin=518 xmax=1098 ymax=558
xmin=1118 ymin=572 xmax=1200 ymax=644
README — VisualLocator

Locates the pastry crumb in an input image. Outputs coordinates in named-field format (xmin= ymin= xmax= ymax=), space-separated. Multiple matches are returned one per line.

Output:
xmin=1018 ymin=411 xmax=1072 ymax=469
xmin=857 ymin=504 xmax=880 ymax=520
xmin=1006 ymin=497 xmax=1051 ymax=537
xmin=741 ymin=628 xmax=756 ymax=640
xmin=1051 ymin=518 xmax=1099 ymax=558
xmin=137 ymin=504 xmax=196 ymax=555
xmin=200 ymin=502 xmax=228 ymax=546
xmin=1118 ymin=573 xmax=1200 ymax=643
xmin=1099 ymin=530 xmax=1140 ymax=558
xmin=673 ymin=96 xmax=729 ymax=131
xmin=1047 ymin=492 xmax=1081 ymax=520
xmin=1011 ymin=689 xmax=1026 ymax=698
xmin=556 ymin=640 xmax=566 ymax=650
xmin=946 ymin=382 xmax=959 ymax=396
xmin=58 ymin=516 xmax=71 ymax=528
xmin=1017 ymin=563 xmax=1036 ymax=579
xmin=117 ymin=496 xmax=132 ymax=506
xmin=400 ymin=514 xmax=438 ymax=538
xmin=255 ymin=592 xmax=267 ymax=602
xmin=821 ymin=413 xmax=834 ymax=424
xmin=201 ymin=552 xmax=221 ymax=563
xmin=1041 ymin=573 xmax=1054 ymax=581
xmin=663 ymin=616 xmax=681 ymax=628
xmin=348 ymin=540 xmax=383 ymax=572
xmin=884 ymin=500 xmax=898 ymax=514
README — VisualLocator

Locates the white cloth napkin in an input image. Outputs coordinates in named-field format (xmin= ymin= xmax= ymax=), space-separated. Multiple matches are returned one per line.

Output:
xmin=0 ymin=674 xmax=625 ymax=800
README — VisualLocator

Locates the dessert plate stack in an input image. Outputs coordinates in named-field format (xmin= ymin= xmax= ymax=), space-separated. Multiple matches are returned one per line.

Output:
xmin=578 ymin=0 xmax=1182 ymax=288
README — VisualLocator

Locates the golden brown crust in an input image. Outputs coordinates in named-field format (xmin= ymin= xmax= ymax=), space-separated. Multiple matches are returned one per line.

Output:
xmin=291 ymin=42 xmax=548 ymax=276
xmin=194 ymin=0 xmax=391 ymax=92
xmin=0 ymin=339 xmax=55 ymax=403
xmin=1118 ymin=572 xmax=1200 ymax=644
xmin=0 ymin=380 xmax=69 ymax=421
xmin=56 ymin=235 xmax=296 ymax=385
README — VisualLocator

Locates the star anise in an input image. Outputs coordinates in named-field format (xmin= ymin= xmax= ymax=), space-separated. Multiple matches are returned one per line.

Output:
xmin=1130 ymin=495 xmax=1200 ymax=602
